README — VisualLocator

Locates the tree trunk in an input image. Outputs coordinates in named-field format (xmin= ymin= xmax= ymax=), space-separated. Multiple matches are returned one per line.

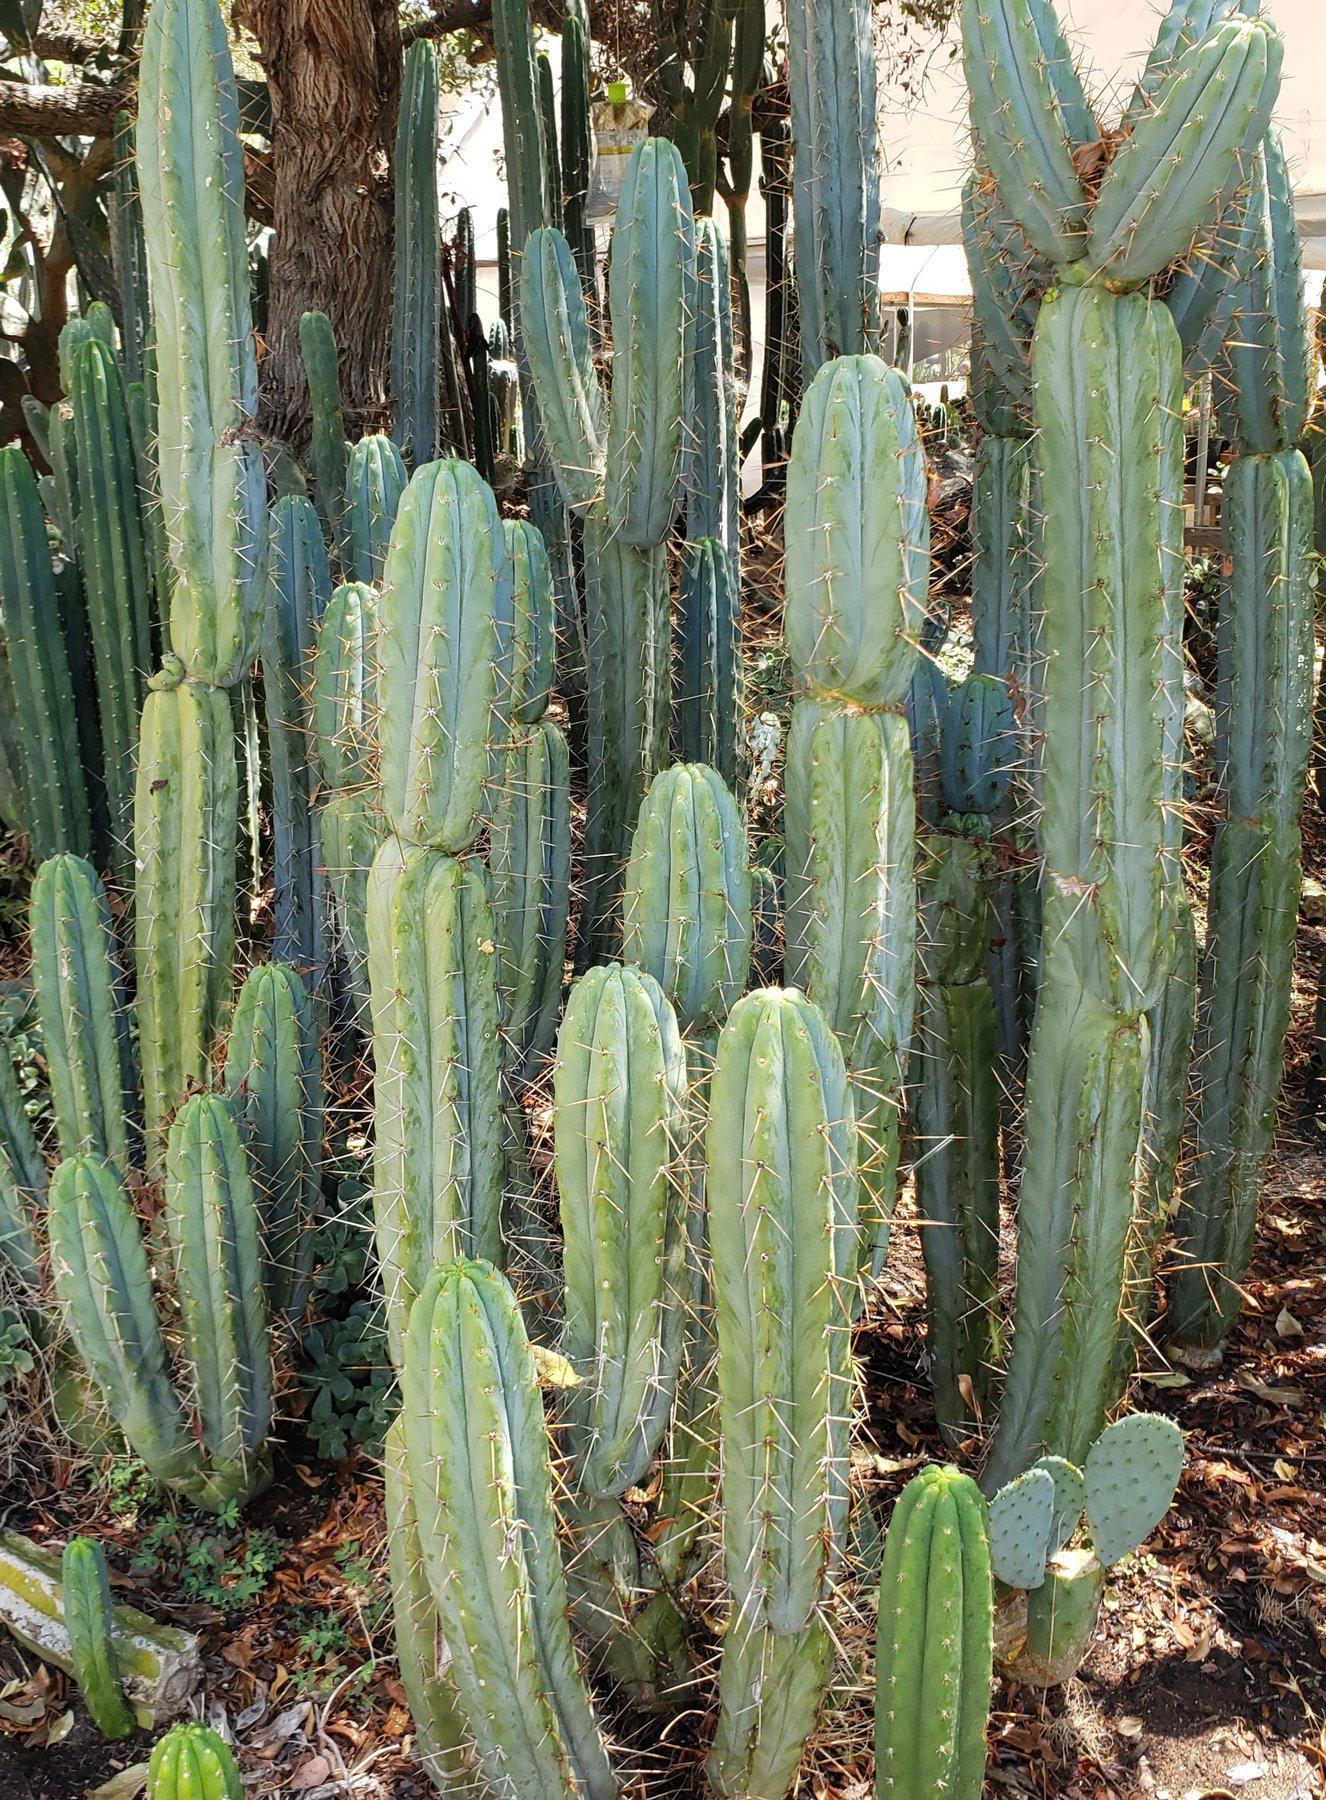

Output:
xmin=241 ymin=0 xmax=401 ymax=444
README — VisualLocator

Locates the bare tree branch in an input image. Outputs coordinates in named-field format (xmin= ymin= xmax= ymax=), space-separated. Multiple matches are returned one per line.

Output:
xmin=31 ymin=31 xmax=118 ymax=66
xmin=0 ymin=79 xmax=127 ymax=137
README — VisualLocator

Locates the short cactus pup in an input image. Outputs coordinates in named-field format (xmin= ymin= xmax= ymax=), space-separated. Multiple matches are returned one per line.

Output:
xmin=986 ymin=1413 xmax=1184 ymax=1684
xmin=874 ymin=1466 xmax=993 ymax=1800
xmin=146 ymin=1721 xmax=244 ymax=1799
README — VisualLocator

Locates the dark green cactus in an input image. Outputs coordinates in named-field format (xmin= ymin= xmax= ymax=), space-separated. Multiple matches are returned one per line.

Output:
xmin=62 ymin=1537 xmax=135 ymax=1740
xmin=400 ymin=1258 xmax=615 ymax=1798
xmin=111 ymin=112 xmax=150 ymax=385
xmin=560 ymin=0 xmax=595 ymax=289
xmin=321 ymin=791 xmax=385 ymax=1031
xmin=392 ymin=39 xmax=442 ymax=468
xmin=1170 ymin=450 xmax=1314 ymax=1353
xmin=0 ymin=1046 xmax=45 ymax=1288
xmin=224 ymin=963 xmax=320 ymax=1320
xmin=581 ymin=516 xmax=669 ymax=957
xmin=134 ymin=661 xmax=238 ymax=1169
xmin=490 ymin=720 xmax=572 ymax=1081
xmin=164 ymin=1093 xmax=273 ymax=1510
xmin=0 ymin=446 xmax=92 ymax=860
xmin=874 ymin=1467 xmax=993 ymax=1799
xmin=69 ymin=335 xmax=152 ymax=883
xmin=30 ymin=854 xmax=130 ymax=1171
xmin=913 ymin=828 xmax=1002 ymax=1444
xmin=621 ymin=762 xmax=752 ymax=1032
xmin=686 ymin=215 xmax=739 ymax=560
xmin=367 ymin=843 xmax=504 ymax=1362
xmin=675 ymin=537 xmax=742 ymax=786
xmin=299 ymin=310 xmax=349 ymax=545
xmin=262 ymin=495 xmax=331 ymax=986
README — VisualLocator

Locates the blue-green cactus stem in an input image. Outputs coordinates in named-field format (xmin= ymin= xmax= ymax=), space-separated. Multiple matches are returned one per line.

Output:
xmin=262 ymin=496 xmax=331 ymax=986
xmin=345 ymin=433 xmax=407 ymax=586
xmin=30 ymin=854 xmax=131 ymax=1171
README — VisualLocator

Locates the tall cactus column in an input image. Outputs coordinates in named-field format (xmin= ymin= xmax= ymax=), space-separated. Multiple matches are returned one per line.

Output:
xmin=1168 ymin=134 xmax=1316 ymax=1358
xmin=966 ymin=0 xmax=1281 ymax=1483
xmin=367 ymin=458 xmax=511 ymax=1363
xmin=782 ymin=354 xmax=929 ymax=1270
xmin=784 ymin=0 xmax=880 ymax=377
xmin=134 ymin=0 xmax=265 ymax=1163
xmin=520 ymin=139 xmax=696 ymax=957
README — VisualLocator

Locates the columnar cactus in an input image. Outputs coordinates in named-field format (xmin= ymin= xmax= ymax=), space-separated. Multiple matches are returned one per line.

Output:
xmin=163 ymin=1094 xmax=273 ymax=1510
xmin=321 ymin=792 xmax=385 ymax=1029
xmin=400 ymin=1259 xmax=615 ymax=1798
xmin=0 ymin=1048 xmax=46 ymax=1288
xmin=136 ymin=0 xmax=264 ymax=688
xmin=224 ymin=963 xmax=320 ymax=1320
xmin=560 ymin=0 xmax=595 ymax=288
xmin=582 ymin=519 xmax=670 ymax=956
xmin=367 ymin=842 xmax=504 ymax=1362
xmin=686 ymin=216 xmax=740 ymax=561
xmin=382 ymin=1419 xmax=471 ymax=1790
xmin=69 ymin=336 xmax=151 ymax=880
xmin=134 ymin=662 xmax=238 ymax=1168
xmin=262 ymin=496 xmax=331 ymax=985
xmin=63 ymin=1537 xmax=136 ymax=1740
xmin=780 ymin=355 xmax=928 ymax=1258
xmin=345 ymin=433 xmax=407 ymax=586
xmin=675 ymin=537 xmax=741 ymax=785
xmin=30 ymin=854 xmax=130 ymax=1170
xmin=706 ymin=988 xmax=857 ymax=1797
xmin=0 ymin=446 xmax=92 ymax=860
xmin=392 ymin=40 xmax=442 ymax=468
xmin=784 ymin=0 xmax=880 ymax=376
xmin=555 ymin=965 xmax=689 ymax=1498
xmin=147 ymin=1723 xmax=244 ymax=1799
xmin=967 ymin=0 xmax=1281 ymax=1483
xmin=784 ymin=700 xmax=915 ymax=1258
xmin=311 ymin=580 xmax=378 ymax=795
xmin=1168 ymin=128 xmax=1316 ymax=1358
xmin=376 ymin=458 xmax=508 ymax=853
xmin=490 ymin=720 xmax=572 ymax=1081
xmin=621 ymin=762 xmax=753 ymax=1033
xmin=111 ymin=111 xmax=150 ymax=385
xmin=299 ymin=310 xmax=349 ymax=547
xmin=784 ymin=355 xmax=928 ymax=708
xmin=912 ymin=828 xmax=1002 ymax=1444
xmin=874 ymin=1467 xmax=993 ymax=1799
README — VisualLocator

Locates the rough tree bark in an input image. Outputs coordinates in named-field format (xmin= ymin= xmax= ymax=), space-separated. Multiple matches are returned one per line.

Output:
xmin=238 ymin=0 xmax=402 ymax=443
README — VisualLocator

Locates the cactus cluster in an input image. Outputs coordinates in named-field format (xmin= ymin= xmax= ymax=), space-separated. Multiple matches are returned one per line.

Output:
xmin=0 ymin=0 xmax=1307 ymax=1794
